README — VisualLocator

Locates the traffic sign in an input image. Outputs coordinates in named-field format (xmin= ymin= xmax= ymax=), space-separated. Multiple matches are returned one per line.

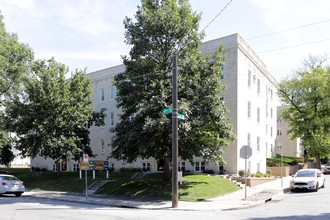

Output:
xmin=79 ymin=162 xmax=90 ymax=170
xmin=83 ymin=153 xmax=89 ymax=162
xmin=162 ymin=108 xmax=172 ymax=115
xmin=240 ymin=145 xmax=252 ymax=159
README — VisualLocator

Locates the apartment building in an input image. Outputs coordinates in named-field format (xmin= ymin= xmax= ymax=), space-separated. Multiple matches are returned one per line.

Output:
xmin=275 ymin=105 xmax=304 ymax=158
xmin=31 ymin=33 xmax=278 ymax=174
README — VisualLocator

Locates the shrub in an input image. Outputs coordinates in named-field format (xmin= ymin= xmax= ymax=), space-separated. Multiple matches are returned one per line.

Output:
xmin=250 ymin=173 xmax=255 ymax=177
xmin=255 ymin=171 xmax=263 ymax=178
xmin=238 ymin=169 xmax=245 ymax=177
xmin=203 ymin=169 xmax=215 ymax=174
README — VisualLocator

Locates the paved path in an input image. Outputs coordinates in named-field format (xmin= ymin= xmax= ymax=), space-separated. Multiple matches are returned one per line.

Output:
xmin=25 ymin=176 xmax=292 ymax=211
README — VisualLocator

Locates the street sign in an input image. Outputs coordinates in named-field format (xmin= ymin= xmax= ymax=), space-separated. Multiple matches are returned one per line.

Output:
xmin=240 ymin=145 xmax=252 ymax=159
xmin=83 ymin=153 xmax=89 ymax=162
xmin=94 ymin=161 xmax=105 ymax=170
xmin=79 ymin=162 xmax=90 ymax=170
xmin=162 ymin=108 xmax=185 ymax=120
xmin=162 ymin=108 xmax=172 ymax=115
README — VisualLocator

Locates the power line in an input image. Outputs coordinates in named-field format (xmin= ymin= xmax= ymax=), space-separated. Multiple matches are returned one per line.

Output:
xmin=200 ymin=0 xmax=234 ymax=33
xmin=258 ymin=38 xmax=330 ymax=54
xmin=245 ymin=19 xmax=330 ymax=41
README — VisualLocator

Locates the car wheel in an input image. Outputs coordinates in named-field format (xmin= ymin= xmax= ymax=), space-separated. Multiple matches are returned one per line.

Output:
xmin=314 ymin=183 xmax=319 ymax=192
xmin=290 ymin=188 xmax=295 ymax=192
xmin=15 ymin=193 xmax=22 ymax=197
xmin=322 ymin=180 xmax=325 ymax=188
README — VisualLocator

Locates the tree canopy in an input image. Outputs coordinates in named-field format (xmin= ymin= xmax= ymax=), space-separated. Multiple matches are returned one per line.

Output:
xmin=112 ymin=0 xmax=234 ymax=175
xmin=4 ymin=58 xmax=95 ymax=163
xmin=0 ymin=13 xmax=33 ymax=159
xmin=278 ymin=55 xmax=330 ymax=166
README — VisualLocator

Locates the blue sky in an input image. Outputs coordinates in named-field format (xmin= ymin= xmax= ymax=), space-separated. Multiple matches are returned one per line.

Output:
xmin=1 ymin=0 xmax=329 ymax=81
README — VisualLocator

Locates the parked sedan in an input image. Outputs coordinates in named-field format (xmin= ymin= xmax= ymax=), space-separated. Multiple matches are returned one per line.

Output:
xmin=0 ymin=174 xmax=25 ymax=197
xmin=322 ymin=162 xmax=330 ymax=174
xmin=290 ymin=169 xmax=325 ymax=192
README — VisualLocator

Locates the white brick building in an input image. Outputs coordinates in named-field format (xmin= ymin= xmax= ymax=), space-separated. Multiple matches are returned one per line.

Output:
xmin=31 ymin=33 xmax=278 ymax=175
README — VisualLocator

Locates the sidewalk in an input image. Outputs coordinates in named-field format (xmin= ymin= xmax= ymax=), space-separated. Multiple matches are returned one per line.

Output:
xmin=25 ymin=176 xmax=292 ymax=211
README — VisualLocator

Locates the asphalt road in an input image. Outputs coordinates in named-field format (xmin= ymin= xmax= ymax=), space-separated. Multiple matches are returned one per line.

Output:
xmin=1 ymin=175 xmax=329 ymax=220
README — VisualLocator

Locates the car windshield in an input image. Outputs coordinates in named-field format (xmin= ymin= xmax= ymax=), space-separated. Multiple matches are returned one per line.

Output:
xmin=296 ymin=170 xmax=315 ymax=177
xmin=0 ymin=175 xmax=19 ymax=181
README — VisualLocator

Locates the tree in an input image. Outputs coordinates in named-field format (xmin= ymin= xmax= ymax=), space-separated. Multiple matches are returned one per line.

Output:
xmin=278 ymin=55 xmax=330 ymax=168
xmin=4 ymin=58 xmax=95 ymax=171
xmin=112 ymin=0 xmax=234 ymax=180
xmin=0 ymin=13 xmax=33 ymax=158
xmin=0 ymin=143 xmax=15 ymax=167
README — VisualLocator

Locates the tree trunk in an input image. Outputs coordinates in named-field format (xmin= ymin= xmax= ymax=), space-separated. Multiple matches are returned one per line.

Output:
xmin=163 ymin=158 xmax=171 ymax=182
xmin=316 ymin=155 xmax=321 ymax=169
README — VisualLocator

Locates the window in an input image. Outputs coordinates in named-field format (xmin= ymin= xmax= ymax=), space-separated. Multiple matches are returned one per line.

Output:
xmin=247 ymin=133 xmax=251 ymax=147
xmin=266 ymin=124 xmax=268 ymax=135
xmin=257 ymin=136 xmax=260 ymax=152
xmin=109 ymin=138 xmax=113 ymax=152
xmin=271 ymin=89 xmax=273 ymax=100
xmin=270 ymin=108 xmax=273 ymax=118
xmin=110 ymin=112 xmax=115 ymax=127
xmin=109 ymin=86 xmax=116 ymax=101
xmin=277 ymin=116 xmax=283 ymax=122
xmin=257 ymin=107 xmax=260 ymax=123
xmin=248 ymin=70 xmax=251 ymax=87
xmin=248 ymin=101 xmax=251 ymax=118
xmin=220 ymin=65 xmax=224 ymax=80
xmin=257 ymin=79 xmax=260 ymax=95
xmin=270 ymin=127 xmax=273 ymax=137
xmin=100 ymin=139 xmax=105 ymax=153
xmin=266 ymin=100 xmax=268 ymax=117
xmin=142 ymin=162 xmax=151 ymax=171
xmin=194 ymin=161 xmax=205 ymax=172
xmin=178 ymin=162 xmax=186 ymax=172
xmin=100 ymin=88 xmax=105 ymax=102
xmin=277 ymin=129 xmax=283 ymax=136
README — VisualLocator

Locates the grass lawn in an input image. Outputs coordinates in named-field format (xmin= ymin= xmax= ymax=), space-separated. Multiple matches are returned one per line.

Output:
xmin=267 ymin=156 xmax=304 ymax=166
xmin=2 ymin=168 xmax=240 ymax=201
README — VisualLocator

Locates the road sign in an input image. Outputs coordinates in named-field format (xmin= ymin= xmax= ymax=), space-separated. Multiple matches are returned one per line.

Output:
xmin=94 ymin=161 xmax=105 ymax=170
xmin=162 ymin=108 xmax=172 ymax=115
xmin=79 ymin=162 xmax=90 ymax=170
xmin=83 ymin=153 xmax=89 ymax=162
xmin=240 ymin=145 xmax=252 ymax=159
xmin=163 ymin=108 xmax=185 ymax=120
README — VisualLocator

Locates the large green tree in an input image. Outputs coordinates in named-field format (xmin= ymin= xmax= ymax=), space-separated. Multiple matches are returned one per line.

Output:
xmin=112 ymin=0 xmax=234 ymax=180
xmin=0 ymin=13 xmax=33 ymax=156
xmin=278 ymin=55 xmax=330 ymax=167
xmin=4 ymin=58 xmax=95 ymax=169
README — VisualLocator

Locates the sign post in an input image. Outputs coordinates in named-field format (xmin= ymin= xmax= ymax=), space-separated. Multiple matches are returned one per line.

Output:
xmin=240 ymin=145 xmax=252 ymax=200
xmin=82 ymin=153 xmax=89 ymax=198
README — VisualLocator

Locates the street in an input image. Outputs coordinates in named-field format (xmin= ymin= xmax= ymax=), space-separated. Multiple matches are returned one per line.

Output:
xmin=1 ymin=175 xmax=329 ymax=220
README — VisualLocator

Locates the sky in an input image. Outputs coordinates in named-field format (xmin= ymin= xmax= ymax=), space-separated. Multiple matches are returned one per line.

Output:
xmin=1 ymin=0 xmax=330 ymax=81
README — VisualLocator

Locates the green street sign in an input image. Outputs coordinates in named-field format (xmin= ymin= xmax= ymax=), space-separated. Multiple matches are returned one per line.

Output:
xmin=178 ymin=113 xmax=185 ymax=120
xmin=162 ymin=108 xmax=172 ymax=115
xmin=162 ymin=107 xmax=185 ymax=120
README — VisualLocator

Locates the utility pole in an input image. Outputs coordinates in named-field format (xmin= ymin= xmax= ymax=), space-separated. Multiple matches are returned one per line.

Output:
xmin=172 ymin=54 xmax=179 ymax=208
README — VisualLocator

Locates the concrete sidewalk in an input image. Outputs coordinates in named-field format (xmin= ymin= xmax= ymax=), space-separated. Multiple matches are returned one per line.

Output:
xmin=24 ymin=176 xmax=292 ymax=211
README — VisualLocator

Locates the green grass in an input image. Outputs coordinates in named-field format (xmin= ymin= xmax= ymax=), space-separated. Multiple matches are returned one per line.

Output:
xmin=2 ymin=168 xmax=240 ymax=201
xmin=266 ymin=156 xmax=304 ymax=167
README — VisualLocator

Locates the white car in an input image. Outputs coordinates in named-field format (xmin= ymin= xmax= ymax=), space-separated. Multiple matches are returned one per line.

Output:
xmin=290 ymin=169 xmax=325 ymax=192
xmin=0 ymin=174 xmax=25 ymax=197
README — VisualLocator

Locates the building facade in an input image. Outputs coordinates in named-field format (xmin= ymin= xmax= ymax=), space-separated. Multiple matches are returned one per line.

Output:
xmin=275 ymin=105 xmax=304 ymax=158
xmin=31 ymin=33 xmax=278 ymax=175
